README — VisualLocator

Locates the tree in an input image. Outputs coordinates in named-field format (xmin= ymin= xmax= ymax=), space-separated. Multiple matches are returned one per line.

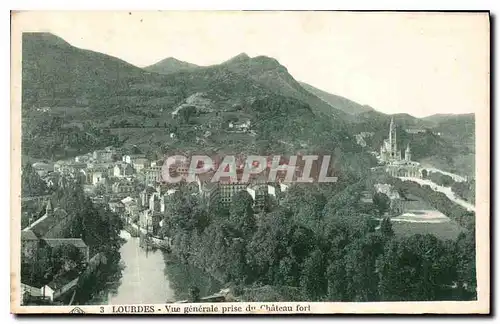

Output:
xmin=377 ymin=234 xmax=455 ymax=301
xmin=94 ymin=182 xmax=107 ymax=195
xmin=51 ymin=244 xmax=85 ymax=275
xmin=247 ymin=208 xmax=292 ymax=284
xmin=178 ymin=106 xmax=197 ymax=124
xmin=300 ymin=249 xmax=327 ymax=300
xmin=188 ymin=286 xmax=201 ymax=302
xmin=21 ymin=163 xmax=48 ymax=196
xmin=455 ymin=231 xmax=477 ymax=298
xmin=372 ymin=192 xmax=390 ymax=216
xmin=380 ymin=217 xmax=394 ymax=238
xmin=229 ymin=191 xmax=256 ymax=237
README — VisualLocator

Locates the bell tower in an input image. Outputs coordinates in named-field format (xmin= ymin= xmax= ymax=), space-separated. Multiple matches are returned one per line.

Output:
xmin=389 ymin=117 xmax=398 ymax=159
xmin=45 ymin=199 xmax=53 ymax=217
xmin=405 ymin=143 xmax=411 ymax=161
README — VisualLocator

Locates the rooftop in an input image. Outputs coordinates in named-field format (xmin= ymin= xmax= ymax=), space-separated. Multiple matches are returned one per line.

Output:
xmin=24 ymin=208 xmax=68 ymax=237
xmin=21 ymin=229 xmax=39 ymax=241
xmin=43 ymin=238 xmax=88 ymax=249
xmin=46 ymin=269 xmax=80 ymax=290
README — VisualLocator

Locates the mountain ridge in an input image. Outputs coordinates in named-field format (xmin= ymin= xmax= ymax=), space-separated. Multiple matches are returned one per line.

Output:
xmin=21 ymin=32 xmax=475 ymax=178
xmin=299 ymin=82 xmax=375 ymax=116
xmin=144 ymin=57 xmax=200 ymax=74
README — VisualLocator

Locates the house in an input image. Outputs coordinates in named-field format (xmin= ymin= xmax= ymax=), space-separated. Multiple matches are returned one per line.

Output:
xmin=133 ymin=158 xmax=150 ymax=173
xmin=92 ymin=171 xmax=106 ymax=186
xmin=113 ymin=163 xmax=134 ymax=178
xmin=23 ymin=201 xmax=73 ymax=239
xmin=93 ymin=149 xmax=113 ymax=162
xmin=32 ymin=162 xmax=53 ymax=177
xmin=121 ymin=196 xmax=139 ymax=222
xmin=84 ymin=165 xmax=110 ymax=185
xmin=43 ymin=238 xmax=90 ymax=262
xmin=108 ymin=201 xmax=125 ymax=214
xmin=279 ymin=182 xmax=289 ymax=193
xmin=150 ymin=160 xmax=164 ymax=167
xmin=42 ymin=270 xmax=80 ymax=301
xmin=200 ymin=182 xmax=220 ymax=208
xmin=406 ymin=128 xmax=427 ymax=134
xmin=21 ymin=230 xmax=39 ymax=258
xmin=374 ymin=183 xmax=404 ymax=215
xmin=360 ymin=191 xmax=374 ymax=204
xmin=246 ymin=184 xmax=270 ymax=209
xmin=21 ymin=283 xmax=44 ymax=304
xmin=53 ymin=161 xmax=87 ymax=175
xmin=144 ymin=166 xmax=163 ymax=185
xmin=122 ymin=154 xmax=146 ymax=165
xmin=111 ymin=180 xmax=134 ymax=194
xmin=139 ymin=209 xmax=163 ymax=236
xmin=139 ymin=186 xmax=157 ymax=209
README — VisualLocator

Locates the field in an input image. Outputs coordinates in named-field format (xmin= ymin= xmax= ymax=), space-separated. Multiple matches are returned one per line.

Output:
xmin=392 ymin=220 xmax=464 ymax=241
xmin=388 ymin=195 xmax=465 ymax=241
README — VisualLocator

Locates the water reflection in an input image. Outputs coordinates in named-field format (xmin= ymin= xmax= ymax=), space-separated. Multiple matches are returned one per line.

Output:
xmin=100 ymin=231 xmax=221 ymax=304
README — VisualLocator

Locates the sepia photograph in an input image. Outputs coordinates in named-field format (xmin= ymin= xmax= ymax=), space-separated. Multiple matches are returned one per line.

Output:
xmin=10 ymin=10 xmax=490 ymax=314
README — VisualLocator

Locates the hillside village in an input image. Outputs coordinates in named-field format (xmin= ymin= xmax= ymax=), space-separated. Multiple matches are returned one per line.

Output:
xmin=21 ymin=116 xmax=476 ymax=304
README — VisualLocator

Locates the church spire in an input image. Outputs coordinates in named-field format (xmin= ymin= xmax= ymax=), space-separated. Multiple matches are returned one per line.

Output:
xmin=45 ymin=199 xmax=53 ymax=217
xmin=405 ymin=143 xmax=411 ymax=161
xmin=389 ymin=117 xmax=397 ymax=159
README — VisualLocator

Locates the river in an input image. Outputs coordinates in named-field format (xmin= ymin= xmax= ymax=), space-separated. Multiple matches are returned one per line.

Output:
xmin=93 ymin=231 xmax=222 ymax=304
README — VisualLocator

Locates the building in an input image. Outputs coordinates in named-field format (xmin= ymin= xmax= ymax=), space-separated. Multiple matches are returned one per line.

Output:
xmin=200 ymin=182 xmax=220 ymax=208
xmin=133 ymin=158 xmax=150 ymax=173
xmin=380 ymin=117 xmax=402 ymax=162
xmin=23 ymin=200 xmax=73 ymax=239
xmin=113 ymin=163 xmax=134 ymax=178
xmin=42 ymin=270 xmax=80 ymax=302
xmin=139 ymin=209 xmax=163 ymax=236
xmin=111 ymin=179 xmax=135 ymax=194
xmin=144 ymin=166 xmax=163 ymax=185
xmin=54 ymin=161 xmax=87 ymax=175
xmin=149 ymin=192 xmax=164 ymax=212
xmin=32 ymin=162 xmax=53 ymax=177
xmin=406 ymin=128 xmax=427 ymax=134
xmin=21 ymin=230 xmax=39 ymax=259
xmin=84 ymin=166 xmax=110 ymax=185
xmin=122 ymin=154 xmax=146 ymax=165
xmin=91 ymin=171 xmax=106 ymax=186
xmin=139 ymin=186 xmax=157 ymax=209
xmin=93 ymin=149 xmax=113 ymax=162
xmin=374 ymin=183 xmax=404 ymax=216
xmin=108 ymin=201 xmax=126 ymax=214
xmin=219 ymin=182 xmax=248 ymax=205
xmin=121 ymin=196 xmax=139 ymax=222
xmin=246 ymin=185 xmax=268 ymax=209
xmin=379 ymin=117 xmax=422 ymax=179
xmin=43 ymin=238 xmax=90 ymax=262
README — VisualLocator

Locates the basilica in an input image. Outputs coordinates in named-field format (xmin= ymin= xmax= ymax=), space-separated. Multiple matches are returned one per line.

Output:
xmin=379 ymin=117 xmax=422 ymax=178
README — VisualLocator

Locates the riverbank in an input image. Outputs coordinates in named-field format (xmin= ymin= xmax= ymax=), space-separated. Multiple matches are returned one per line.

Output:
xmin=91 ymin=230 xmax=222 ymax=304
xmin=123 ymin=223 xmax=172 ymax=251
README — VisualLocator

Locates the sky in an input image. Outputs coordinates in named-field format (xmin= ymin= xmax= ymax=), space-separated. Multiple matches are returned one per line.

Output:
xmin=13 ymin=11 xmax=489 ymax=117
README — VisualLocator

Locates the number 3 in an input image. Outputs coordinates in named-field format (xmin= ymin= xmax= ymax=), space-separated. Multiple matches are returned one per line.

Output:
xmin=100 ymin=307 xmax=104 ymax=313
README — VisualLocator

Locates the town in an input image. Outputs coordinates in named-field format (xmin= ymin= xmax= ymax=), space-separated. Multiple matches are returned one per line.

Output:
xmin=20 ymin=117 xmax=476 ymax=304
